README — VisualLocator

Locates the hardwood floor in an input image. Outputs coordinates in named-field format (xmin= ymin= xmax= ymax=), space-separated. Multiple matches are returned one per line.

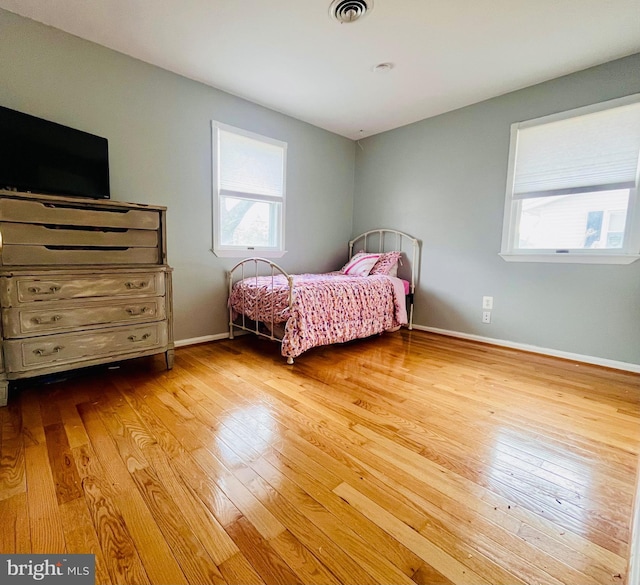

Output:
xmin=1 ymin=330 xmax=638 ymax=585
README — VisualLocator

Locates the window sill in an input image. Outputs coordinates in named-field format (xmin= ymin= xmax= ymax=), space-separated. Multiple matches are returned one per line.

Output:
xmin=212 ymin=248 xmax=287 ymax=259
xmin=499 ymin=253 xmax=640 ymax=265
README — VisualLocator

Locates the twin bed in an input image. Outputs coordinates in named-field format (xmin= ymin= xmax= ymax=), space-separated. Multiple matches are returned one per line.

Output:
xmin=227 ymin=229 xmax=419 ymax=363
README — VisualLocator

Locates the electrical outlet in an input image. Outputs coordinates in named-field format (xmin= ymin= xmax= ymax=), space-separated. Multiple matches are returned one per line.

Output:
xmin=482 ymin=311 xmax=491 ymax=324
xmin=482 ymin=296 xmax=494 ymax=310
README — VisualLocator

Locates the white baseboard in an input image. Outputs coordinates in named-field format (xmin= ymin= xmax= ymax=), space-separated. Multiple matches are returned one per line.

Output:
xmin=174 ymin=333 xmax=229 ymax=348
xmin=413 ymin=325 xmax=640 ymax=374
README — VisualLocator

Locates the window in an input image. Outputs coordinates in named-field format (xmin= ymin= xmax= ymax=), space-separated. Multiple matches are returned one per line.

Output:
xmin=212 ymin=121 xmax=286 ymax=257
xmin=500 ymin=94 xmax=640 ymax=264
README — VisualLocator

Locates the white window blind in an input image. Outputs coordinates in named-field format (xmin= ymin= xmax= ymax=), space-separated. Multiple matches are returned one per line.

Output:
xmin=513 ymin=101 xmax=640 ymax=199
xmin=500 ymin=94 xmax=640 ymax=264
xmin=211 ymin=121 xmax=287 ymax=258
xmin=219 ymin=129 xmax=285 ymax=199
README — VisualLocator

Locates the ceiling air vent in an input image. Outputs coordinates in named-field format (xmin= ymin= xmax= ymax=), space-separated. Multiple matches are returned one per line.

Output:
xmin=329 ymin=0 xmax=373 ymax=23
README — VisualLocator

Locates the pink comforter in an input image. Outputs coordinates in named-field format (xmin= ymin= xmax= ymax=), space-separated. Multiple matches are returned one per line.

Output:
xmin=229 ymin=272 xmax=408 ymax=358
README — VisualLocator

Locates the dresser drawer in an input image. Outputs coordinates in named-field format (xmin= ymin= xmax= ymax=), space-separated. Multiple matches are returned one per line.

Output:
xmin=1 ymin=245 xmax=159 ymax=266
xmin=3 ymin=322 xmax=168 ymax=372
xmin=0 ymin=198 xmax=160 ymax=230
xmin=2 ymin=297 xmax=166 ymax=338
xmin=0 ymin=222 xmax=158 ymax=248
xmin=2 ymin=271 xmax=166 ymax=305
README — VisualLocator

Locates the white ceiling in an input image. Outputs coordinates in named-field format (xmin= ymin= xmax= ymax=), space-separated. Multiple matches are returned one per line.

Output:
xmin=1 ymin=0 xmax=639 ymax=139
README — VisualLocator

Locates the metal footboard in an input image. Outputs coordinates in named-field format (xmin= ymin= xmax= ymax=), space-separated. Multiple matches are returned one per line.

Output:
xmin=227 ymin=257 xmax=295 ymax=363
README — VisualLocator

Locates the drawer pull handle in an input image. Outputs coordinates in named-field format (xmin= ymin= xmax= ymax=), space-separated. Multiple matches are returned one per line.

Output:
xmin=125 ymin=281 xmax=149 ymax=290
xmin=128 ymin=333 xmax=151 ymax=343
xmin=28 ymin=285 xmax=61 ymax=295
xmin=34 ymin=345 xmax=64 ymax=357
xmin=32 ymin=315 xmax=62 ymax=324
xmin=126 ymin=307 xmax=150 ymax=316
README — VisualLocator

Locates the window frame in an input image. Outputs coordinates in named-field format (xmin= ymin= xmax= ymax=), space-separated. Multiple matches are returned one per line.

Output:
xmin=500 ymin=94 xmax=640 ymax=265
xmin=211 ymin=120 xmax=287 ymax=258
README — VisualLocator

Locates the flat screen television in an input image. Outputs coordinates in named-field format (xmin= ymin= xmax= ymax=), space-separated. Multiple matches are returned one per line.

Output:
xmin=0 ymin=105 xmax=110 ymax=199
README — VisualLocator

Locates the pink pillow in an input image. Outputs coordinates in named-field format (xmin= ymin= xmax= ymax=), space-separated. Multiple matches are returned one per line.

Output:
xmin=341 ymin=252 xmax=381 ymax=276
xmin=370 ymin=251 xmax=402 ymax=276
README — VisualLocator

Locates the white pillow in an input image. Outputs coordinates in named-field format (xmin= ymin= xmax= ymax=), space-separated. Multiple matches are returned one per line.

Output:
xmin=341 ymin=252 xmax=381 ymax=276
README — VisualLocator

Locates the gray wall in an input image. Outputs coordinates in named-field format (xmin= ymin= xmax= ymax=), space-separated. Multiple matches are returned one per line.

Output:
xmin=0 ymin=9 xmax=355 ymax=342
xmin=354 ymin=53 xmax=640 ymax=366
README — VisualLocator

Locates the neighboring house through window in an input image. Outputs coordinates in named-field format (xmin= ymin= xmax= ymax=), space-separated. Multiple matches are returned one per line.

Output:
xmin=500 ymin=94 xmax=640 ymax=264
xmin=211 ymin=121 xmax=287 ymax=258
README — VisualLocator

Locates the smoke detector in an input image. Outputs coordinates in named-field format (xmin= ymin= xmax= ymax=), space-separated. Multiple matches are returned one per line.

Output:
xmin=329 ymin=0 xmax=374 ymax=23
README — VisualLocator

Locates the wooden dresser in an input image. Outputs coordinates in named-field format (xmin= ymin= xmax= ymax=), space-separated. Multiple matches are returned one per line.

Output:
xmin=0 ymin=190 xmax=174 ymax=406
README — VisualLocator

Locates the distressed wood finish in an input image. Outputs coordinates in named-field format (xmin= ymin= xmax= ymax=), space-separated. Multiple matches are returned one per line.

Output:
xmin=1 ymin=245 xmax=159 ymax=266
xmin=0 ymin=222 xmax=159 ymax=248
xmin=3 ymin=322 xmax=168 ymax=372
xmin=1 ymin=269 xmax=166 ymax=305
xmin=0 ymin=330 xmax=638 ymax=585
xmin=2 ymin=296 xmax=165 ymax=337
xmin=0 ymin=191 xmax=174 ymax=406
xmin=0 ymin=195 xmax=160 ymax=230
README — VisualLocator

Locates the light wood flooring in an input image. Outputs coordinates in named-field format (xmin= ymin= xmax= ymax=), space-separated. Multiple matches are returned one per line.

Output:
xmin=1 ymin=330 xmax=639 ymax=585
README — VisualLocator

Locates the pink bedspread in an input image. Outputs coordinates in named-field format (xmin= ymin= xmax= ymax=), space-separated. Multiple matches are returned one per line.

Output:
xmin=229 ymin=272 xmax=408 ymax=358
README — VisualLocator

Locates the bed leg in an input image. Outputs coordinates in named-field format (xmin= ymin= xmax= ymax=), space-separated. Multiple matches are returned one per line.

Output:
xmin=287 ymin=357 xmax=294 ymax=365
xmin=408 ymin=301 xmax=414 ymax=330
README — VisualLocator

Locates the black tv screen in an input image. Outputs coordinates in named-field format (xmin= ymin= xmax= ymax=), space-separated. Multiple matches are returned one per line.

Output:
xmin=0 ymin=105 xmax=110 ymax=199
